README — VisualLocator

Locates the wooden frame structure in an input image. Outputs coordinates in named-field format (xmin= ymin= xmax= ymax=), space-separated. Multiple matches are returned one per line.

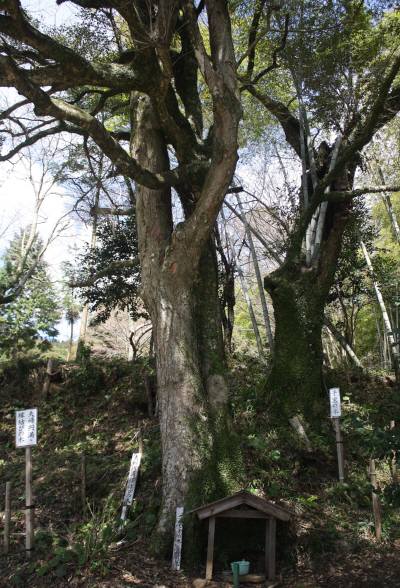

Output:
xmin=191 ymin=490 xmax=291 ymax=584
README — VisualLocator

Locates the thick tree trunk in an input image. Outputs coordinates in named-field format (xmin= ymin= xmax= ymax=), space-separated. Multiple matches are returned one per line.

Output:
xmin=153 ymin=281 xmax=205 ymax=532
xmin=265 ymin=270 xmax=326 ymax=418
xmin=132 ymin=97 xmax=234 ymax=541
xmin=195 ymin=238 xmax=229 ymax=406
xmin=265 ymin=190 xmax=352 ymax=419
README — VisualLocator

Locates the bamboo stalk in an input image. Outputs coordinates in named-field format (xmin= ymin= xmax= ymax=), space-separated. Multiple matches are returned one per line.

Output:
xmin=311 ymin=135 xmax=342 ymax=263
xmin=324 ymin=317 xmax=363 ymax=369
xmin=221 ymin=209 xmax=265 ymax=360
xmin=361 ymin=241 xmax=400 ymax=381
xmin=377 ymin=165 xmax=400 ymax=243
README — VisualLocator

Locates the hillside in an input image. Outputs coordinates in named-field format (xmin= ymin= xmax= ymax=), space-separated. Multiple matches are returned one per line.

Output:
xmin=1 ymin=356 xmax=400 ymax=587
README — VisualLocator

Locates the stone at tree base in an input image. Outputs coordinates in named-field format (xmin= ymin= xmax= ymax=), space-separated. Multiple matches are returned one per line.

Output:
xmin=192 ymin=580 xmax=221 ymax=588
xmin=192 ymin=580 xmax=208 ymax=588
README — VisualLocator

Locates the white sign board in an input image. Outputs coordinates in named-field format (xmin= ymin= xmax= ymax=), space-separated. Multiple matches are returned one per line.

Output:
xmin=171 ymin=506 xmax=184 ymax=571
xmin=120 ymin=452 xmax=141 ymax=522
xmin=16 ymin=408 xmax=37 ymax=447
xmin=329 ymin=388 xmax=341 ymax=418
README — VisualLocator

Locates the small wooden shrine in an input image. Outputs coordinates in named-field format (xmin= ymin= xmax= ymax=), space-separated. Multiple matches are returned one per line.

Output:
xmin=191 ymin=490 xmax=291 ymax=585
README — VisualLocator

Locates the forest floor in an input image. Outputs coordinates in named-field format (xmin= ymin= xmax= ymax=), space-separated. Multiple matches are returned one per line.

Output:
xmin=1 ymin=355 xmax=399 ymax=587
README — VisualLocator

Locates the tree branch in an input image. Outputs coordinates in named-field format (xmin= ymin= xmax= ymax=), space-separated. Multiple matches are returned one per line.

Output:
xmin=0 ymin=55 xmax=181 ymax=189
xmin=0 ymin=123 xmax=64 ymax=161
xmin=224 ymin=200 xmax=282 ymax=264
xmin=0 ymin=5 xmax=152 ymax=92
xmin=251 ymin=12 xmax=289 ymax=84
xmin=324 ymin=185 xmax=400 ymax=202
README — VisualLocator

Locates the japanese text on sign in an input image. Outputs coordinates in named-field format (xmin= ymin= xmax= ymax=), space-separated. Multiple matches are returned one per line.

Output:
xmin=329 ymin=388 xmax=341 ymax=418
xmin=16 ymin=408 xmax=37 ymax=447
xmin=120 ymin=452 xmax=141 ymax=522
xmin=171 ymin=506 xmax=184 ymax=571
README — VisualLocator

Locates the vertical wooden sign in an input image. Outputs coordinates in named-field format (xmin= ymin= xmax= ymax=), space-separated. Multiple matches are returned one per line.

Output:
xmin=171 ymin=506 xmax=184 ymax=571
xmin=120 ymin=452 xmax=142 ymax=522
xmin=329 ymin=389 xmax=344 ymax=482
xmin=15 ymin=408 xmax=37 ymax=558
xmin=369 ymin=458 xmax=382 ymax=540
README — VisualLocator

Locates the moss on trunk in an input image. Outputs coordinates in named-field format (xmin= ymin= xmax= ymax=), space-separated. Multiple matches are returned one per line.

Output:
xmin=266 ymin=270 xmax=327 ymax=420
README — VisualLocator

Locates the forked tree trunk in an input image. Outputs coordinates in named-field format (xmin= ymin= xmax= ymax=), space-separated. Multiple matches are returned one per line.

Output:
xmin=265 ymin=186 xmax=352 ymax=419
xmin=132 ymin=97 xmax=233 ymax=539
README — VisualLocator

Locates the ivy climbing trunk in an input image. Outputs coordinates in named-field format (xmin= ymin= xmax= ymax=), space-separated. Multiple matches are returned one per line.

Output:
xmin=195 ymin=238 xmax=229 ymax=405
xmin=265 ymin=195 xmax=352 ymax=419
xmin=265 ymin=271 xmax=326 ymax=418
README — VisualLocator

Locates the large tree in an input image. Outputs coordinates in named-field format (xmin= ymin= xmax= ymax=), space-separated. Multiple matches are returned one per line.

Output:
xmin=0 ymin=0 xmax=242 ymax=534
xmin=0 ymin=229 xmax=60 ymax=356
xmin=239 ymin=0 xmax=400 ymax=417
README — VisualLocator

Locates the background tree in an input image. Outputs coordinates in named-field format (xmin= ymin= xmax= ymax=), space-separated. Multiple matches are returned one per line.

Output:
xmin=71 ymin=214 xmax=142 ymax=325
xmin=238 ymin=0 xmax=400 ymax=417
xmin=0 ymin=229 xmax=61 ymax=357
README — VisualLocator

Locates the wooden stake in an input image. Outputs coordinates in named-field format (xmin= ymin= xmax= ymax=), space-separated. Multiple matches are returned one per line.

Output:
xmin=333 ymin=417 xmax=344 ymax=482
xmin=4 ymin=481 xmax=11 ymax=554
xmin=369 ymin=459 xmax=382 ymax=541
xmin=206 ymin=516 xmax=216 ymax=580
xmin=42 ymin=358 xmax=54 ymax=398
xmin=81 ymin=454 xmax=87 ymax=517
xmin=25 ymin=447 xmax=34 ymax=558
xmin=267 ymin=517 xmax=276 ymax=581
xmin=120 ymin=451 xmax=141 ymax=524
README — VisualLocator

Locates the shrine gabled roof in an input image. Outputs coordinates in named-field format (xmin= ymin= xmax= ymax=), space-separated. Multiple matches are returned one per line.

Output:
xmin=190 ymin=490 xmax=291 ymax=521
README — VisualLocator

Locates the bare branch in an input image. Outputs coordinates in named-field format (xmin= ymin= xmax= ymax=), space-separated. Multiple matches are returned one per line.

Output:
xmin=0 ymin=55 xmax=180 ymax=189
xmin=251 ymin=13 xmax=290 ymax=84
xmin=0 ymin=123 xmax=64 ymax=161
xmin=224 ymin=200 xmax=282 ymax=264
xmin=324 ymin=185 xmax=400 ymax=202
xmin=244 ymin=85 xmax=301 ymax=157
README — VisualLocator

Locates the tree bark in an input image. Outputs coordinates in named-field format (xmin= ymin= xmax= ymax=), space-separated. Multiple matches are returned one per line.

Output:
xmin=132 ymin=96 xmax=233 ymax=539
xmin=265 ymin=269 xmax=326 ymax=417
xmin=195 ymin=237 xmax=229 ymax=405
xmin=265 ymin=190 xmax=352 ymax=418
xmin=67 ymin=320 xmax=74 ymax=362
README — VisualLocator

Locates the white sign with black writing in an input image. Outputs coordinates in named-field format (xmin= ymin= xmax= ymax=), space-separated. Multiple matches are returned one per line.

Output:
xmin=16 ymin=408 xmax=37 ymax=447
xmin=171 ymin=506 xmax=184 ymax=571
xmin=120 ymin=452 xmax=142 ymax=521
xmin=329 ymin=388 xmax=341 ymax=418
